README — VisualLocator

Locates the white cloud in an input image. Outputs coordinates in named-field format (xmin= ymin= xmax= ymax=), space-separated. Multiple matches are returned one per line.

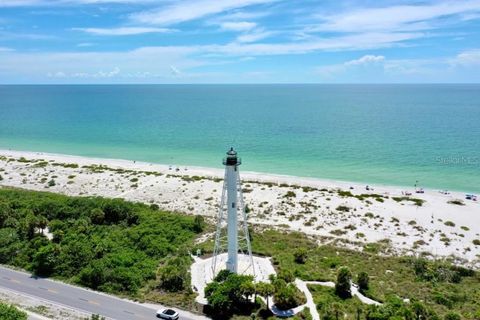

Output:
xmin=48 ymin=67 xmax=121 ymax=78
xmin=130 ymin=0 xmax=277 ymax=25
xmin=209 ymin=32 xmax=422 ymax=55
xmin=316 ymin=54 xmax=472 ymax=79
xmin=47 ymin=71 xmax=66 ymax=78
xmin=0 ymin=0 xmax=154 ymax=6
xmin=220 ymin=21 xmax=257 ymax=31
xmin=0 ymin=30 xmax=56 ymax=40
xmin=317 ymin=54 xmax=386 ymax=76
xmin=344 ymin=55 xmax=385 ymax=66
xmin=76 ymin=42 xmax=94 ymax=47
xmin=170 ymin=65 xmax=181 ymax=75
xmin=236 ymin=29 xmax=272 ymax=43
xmin=215 ymin=10 xmax=270 ymax=22
xmin=72 ymin=27 xmax=173 ymax=36
xmin=0 ymin=0 xmax=42 ymax=6
xmin=0 ymin=47 xmax=14 ymax=52
xmin=311 ymin=0 xmax=480 ymax=33
xmin=0 ymin=46 xmax=202 ymax=83
xmin=451 ymin=49 xmax=480 ymax=66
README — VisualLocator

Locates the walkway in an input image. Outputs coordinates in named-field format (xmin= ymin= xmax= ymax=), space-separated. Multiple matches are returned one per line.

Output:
xmin=277 ymin=279 xmax=382 ymax=320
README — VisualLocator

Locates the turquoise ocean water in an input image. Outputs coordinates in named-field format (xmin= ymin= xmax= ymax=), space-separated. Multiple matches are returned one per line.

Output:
xmin=0 ymin=84 xmax=479 ymax=192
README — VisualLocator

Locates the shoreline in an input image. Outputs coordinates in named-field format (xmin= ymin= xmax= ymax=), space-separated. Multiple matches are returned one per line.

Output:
xmin=0 ymin=148 xmax=470 ymax=195
xmin=1 ymin=148 xmax=479 ymax=268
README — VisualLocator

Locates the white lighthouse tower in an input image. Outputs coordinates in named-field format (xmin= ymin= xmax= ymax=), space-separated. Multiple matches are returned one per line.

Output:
xmin=212 ymin=148 xmax=254 ymax=275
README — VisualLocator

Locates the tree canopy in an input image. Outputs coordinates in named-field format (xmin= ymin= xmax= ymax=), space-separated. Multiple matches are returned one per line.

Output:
xmin=0 ymin=188 xmax=201 ymax=294
xmin=205 ymin=270 xmax=256 ymax=317
xmin=335 ymin=266 xmax=352 ymax=299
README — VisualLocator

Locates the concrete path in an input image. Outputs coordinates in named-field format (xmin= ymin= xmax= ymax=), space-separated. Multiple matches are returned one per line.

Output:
xmin=351 ymin=284 xmax=382 ymax=306
xmin=281 ymin=279 xmax=382 ymax=320
xmin=295 ymin=279 xmax=320 ymax=320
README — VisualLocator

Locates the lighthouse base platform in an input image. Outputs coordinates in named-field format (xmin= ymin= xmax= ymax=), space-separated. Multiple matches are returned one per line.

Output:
xmin=190 ymin=253 xmax=276 ymax=304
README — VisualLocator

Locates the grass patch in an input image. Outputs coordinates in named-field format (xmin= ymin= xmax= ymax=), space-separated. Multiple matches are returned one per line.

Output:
xmin=309 ymin=284 xmax=363 ymax=319
xmin=336 ymin=205 xmax=350 ymax=212
xmin=284 ymin=191 xmax=297 ymax=198
xmin=444 ymin=221 xmax=456 ymax=227
xmin=448 ymin=199 xmax=465 ymax=206
xmin=330 ymin=229 xmax=348 ymax=236
xmin=392 ymin=196 xmax=425 ymax=206
xmin=52 ymin=162 xmax=79 ymax=169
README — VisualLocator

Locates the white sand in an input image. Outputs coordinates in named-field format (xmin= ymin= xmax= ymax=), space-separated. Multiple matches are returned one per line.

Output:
xmin=1 ymin=149 xmax=479 ymax=268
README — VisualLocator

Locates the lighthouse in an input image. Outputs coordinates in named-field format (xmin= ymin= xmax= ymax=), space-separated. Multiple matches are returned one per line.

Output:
xmin=212 ymin=148 xmax=254 ymax=275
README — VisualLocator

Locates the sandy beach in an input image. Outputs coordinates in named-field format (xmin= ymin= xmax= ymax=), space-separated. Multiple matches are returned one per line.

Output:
xmin=1 ymin=149 xmax=479 ymax=268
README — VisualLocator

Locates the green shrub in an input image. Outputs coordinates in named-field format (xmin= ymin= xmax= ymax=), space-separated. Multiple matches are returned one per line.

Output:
xmin=447 ymin=200 xmax=465 ymax=206
xmin=274 ymin=283 xmax=303 ymax=310
xmin=335 ymin=267 xmax=352 ymax=299
xmin=294 ymin=248 xmax=308 ymax=264
xmin=432 ymin=291 xmax=454 ymax=308
xmin=357 ymin=271 xmax=369 ymax=292
xmin=336 ymin=205 xmax=350 ymax=212
xmin=284 ymin=191 xmax=297 ymax=198
xmin=444 ymin=312 xmax=461 ymax=320
xmin=193 ymin=215 xmax=204 ymax=233
xmin=278 ymin=269 xmax=295 ymax=283
xmin=158 ymin=256 xmax=191 ymax=292
xmin=338 ymin=190 xmax=353 ymax=197
xmin=392 ymin=196 xmax=425 ymax=206
xmin=444 ymin=221 xmax=455 ymax=227
xmin=0 ymin=303 xmax=27 ymax=320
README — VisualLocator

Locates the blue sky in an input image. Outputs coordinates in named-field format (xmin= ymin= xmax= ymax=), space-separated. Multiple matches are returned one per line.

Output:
xmin=1 ymin=0 xmax=480 ymax=83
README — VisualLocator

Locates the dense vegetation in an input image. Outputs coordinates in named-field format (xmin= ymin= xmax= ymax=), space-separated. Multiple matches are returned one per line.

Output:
xmin=204 ymin=269 xmax=305 ymax=319
xmin=205 ymin=270 xmax=258 ymax=318
xmin=0 ymin=302 xmax=27 ymax=320
xmin=197 ymin=229 xmax=480 ymax=319
xmin=1 ymin=187 xmax=478 ymax=319
xmin=0 ymin=188 xmax=202 ymax=295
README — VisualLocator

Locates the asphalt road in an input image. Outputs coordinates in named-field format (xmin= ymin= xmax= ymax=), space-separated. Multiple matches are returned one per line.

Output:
xmin=0 ymin=266 xmax=201 ymax=320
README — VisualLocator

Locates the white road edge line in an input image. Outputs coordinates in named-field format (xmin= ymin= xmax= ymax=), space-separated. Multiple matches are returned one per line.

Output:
xmin=0 ymin=286 xmax=114 ymax=320
xmin=0 ymin=265 xmax=158 ymax=311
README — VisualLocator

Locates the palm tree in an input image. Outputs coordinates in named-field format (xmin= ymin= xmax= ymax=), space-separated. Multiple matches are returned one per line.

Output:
xmin=257 ymin=282 xmax=275 ymax=309
xmin=240 ymin=281 xmax=255 ymax=302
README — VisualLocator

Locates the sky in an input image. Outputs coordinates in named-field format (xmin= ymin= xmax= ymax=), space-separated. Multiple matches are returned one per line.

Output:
xmin=1 ymin=0 xmax=480 ymax=84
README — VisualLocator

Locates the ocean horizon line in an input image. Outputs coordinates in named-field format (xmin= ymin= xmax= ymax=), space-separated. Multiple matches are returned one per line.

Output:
xmin=1 ymin=83 xmax=480 ymax=86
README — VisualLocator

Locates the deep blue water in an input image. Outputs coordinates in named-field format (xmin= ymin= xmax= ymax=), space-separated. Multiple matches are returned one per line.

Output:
xmin=0 ymin=84 xmax=479 ymax=192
